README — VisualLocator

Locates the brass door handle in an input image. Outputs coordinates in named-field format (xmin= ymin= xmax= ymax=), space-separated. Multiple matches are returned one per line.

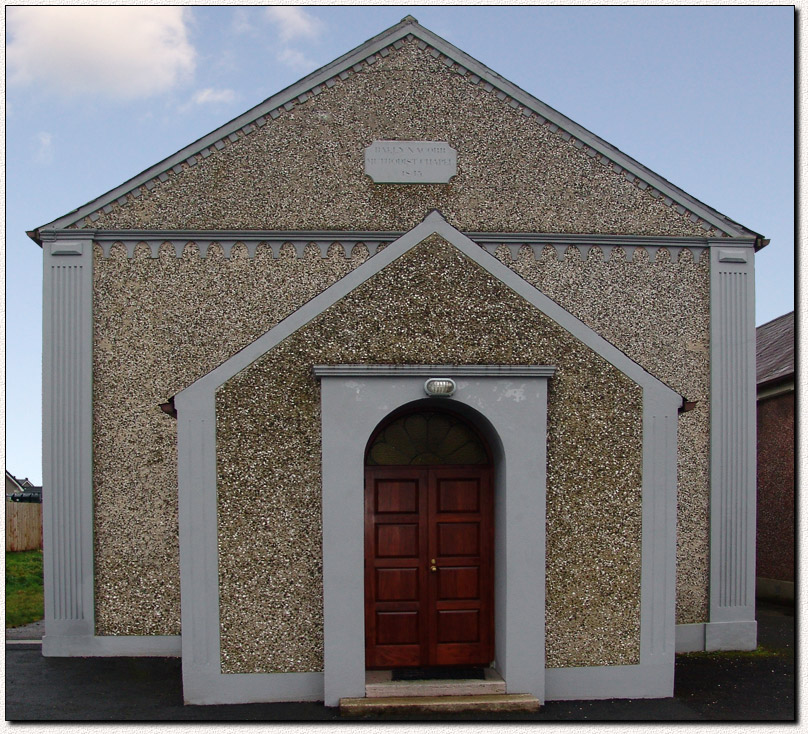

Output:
xmin=430 ymin=565 xmax=437 ymax=572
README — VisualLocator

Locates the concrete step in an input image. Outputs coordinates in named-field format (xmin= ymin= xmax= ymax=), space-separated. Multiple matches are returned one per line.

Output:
xmin=340 ymin=693 xmax=541 ymax=716
xmin=366 ymin=667 xmax=506 ymax=698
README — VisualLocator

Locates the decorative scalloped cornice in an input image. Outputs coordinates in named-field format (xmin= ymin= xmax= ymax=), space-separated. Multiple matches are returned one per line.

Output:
xmin=36 ymin=227 xmax=752 ymax=263
xmin=31 ymin=16 xmax=762 ymax=243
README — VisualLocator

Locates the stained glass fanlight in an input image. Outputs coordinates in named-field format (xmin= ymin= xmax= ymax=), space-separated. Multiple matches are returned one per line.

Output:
xmin=366 ymin=410 xmax=489 ymax=465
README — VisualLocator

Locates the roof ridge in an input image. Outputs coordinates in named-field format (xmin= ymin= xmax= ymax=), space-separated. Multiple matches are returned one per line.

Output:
xmin=756 ymin=310 xmax=794 ymax=330
xmin=31 ymin=17 xmax=761 ymax=241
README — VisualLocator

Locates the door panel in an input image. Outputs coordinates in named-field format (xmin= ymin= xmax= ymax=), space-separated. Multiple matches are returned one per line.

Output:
xmin=377 ymin=611 xmax=419 ymax=644
xmin=365 ymin=467 xmax=429 ymax=668
xmin=375 ymin=478 xmax=419 ymax=513
xmin=376 ymin=524 xmax=419 ymax=558
xmin=436 ymin=522 xmax=480 ymax=556
xmin=437 ymin=479 xmax=481 ymax=512
xmin=436 ymin=609 xmax=479 ymax=642
xmin=376 ymin=568 xmax=419 ymax=601
xmin=436 ymin=566 xmax=479 ymax=600
xmin=366 ymin=465 xmax=493 ymax=668
xmin=429 ymin=468 xmax=493 ymax=667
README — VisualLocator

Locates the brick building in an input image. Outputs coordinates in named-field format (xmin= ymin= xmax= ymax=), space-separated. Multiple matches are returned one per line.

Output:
xmin=755 ymin=311 xmax=795 ymax=603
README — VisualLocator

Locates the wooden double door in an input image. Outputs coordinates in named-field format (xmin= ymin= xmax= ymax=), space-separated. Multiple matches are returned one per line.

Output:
xmin=365 ymin=465 xmax=494 ymax=669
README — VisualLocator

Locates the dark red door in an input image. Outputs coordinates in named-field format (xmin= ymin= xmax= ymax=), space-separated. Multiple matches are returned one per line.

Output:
xmin=365 ymin=465 xmax=494 ymax=668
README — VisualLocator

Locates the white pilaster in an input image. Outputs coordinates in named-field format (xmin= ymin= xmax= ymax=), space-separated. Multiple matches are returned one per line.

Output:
xmin=708 ymin=244 xmax=757 ymax=649
xmin=41 ymin=234 xmax=95 ymax=653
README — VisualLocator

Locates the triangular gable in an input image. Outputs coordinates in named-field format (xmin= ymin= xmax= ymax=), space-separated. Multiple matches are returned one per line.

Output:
xmin=177 ymin=210 xmax=682 ymax=404
xmin=34 ymin=17 xmax=759 ymax=242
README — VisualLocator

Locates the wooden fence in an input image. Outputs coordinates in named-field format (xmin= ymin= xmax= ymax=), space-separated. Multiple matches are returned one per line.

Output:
xmin=6 ymin=501 xmax=43 ymax=552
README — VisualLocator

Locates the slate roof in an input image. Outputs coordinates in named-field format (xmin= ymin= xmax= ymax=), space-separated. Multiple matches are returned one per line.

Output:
xmin=30 ymin=15 xmax=765 ymax=245
xmin=756 ymin=311 xmax=794 ymax=386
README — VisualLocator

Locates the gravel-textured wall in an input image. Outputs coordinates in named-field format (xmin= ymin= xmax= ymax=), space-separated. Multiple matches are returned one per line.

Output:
xmin=92 ymin=238 xmax=710 ymax=637
xmin=502 ymin=245 xmax=711 ymax=624
xmin=92 ymin=242 xmax=365 ymax=635
xmin=216 ymin=235 xmax=643 ymax=673
xmin=89 ymin=36 xmax=713 ymax=639
xmin=81 ymin=40 xmax=715 ymax=238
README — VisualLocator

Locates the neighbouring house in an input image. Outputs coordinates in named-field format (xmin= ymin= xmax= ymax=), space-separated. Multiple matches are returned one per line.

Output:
xmin=756 ymin=311 xmax=795 ymax=603
xmin=5 ymin=471 xmax=25 ymax=499
xmin=29 ymin=17 xmax=765 ymax=707
xmin=5 ymin=471 xmax=41 ymax=502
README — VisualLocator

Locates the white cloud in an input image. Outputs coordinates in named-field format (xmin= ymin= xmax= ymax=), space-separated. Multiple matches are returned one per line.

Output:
xmin=231 ymin=8 xmax=256 ymax=36
xmin=35 ymin=132 xmax=53 ymax=165
xmin=276 ymin=47 xmax=316 ymax=71
xmin=192 ymin=88 xmax=237 ymax=105
xmin=265 ymin=6 xmax=322 ymax=43
xmin=7 ymin=7 xmax=196 ymax=100
xmin=264 ymin=7 xmax=322 ymax=71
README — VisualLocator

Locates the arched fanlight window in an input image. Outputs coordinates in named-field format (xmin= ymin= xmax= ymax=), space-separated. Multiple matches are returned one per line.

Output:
xmin=366 ymin=410 xmax=489 ymax=466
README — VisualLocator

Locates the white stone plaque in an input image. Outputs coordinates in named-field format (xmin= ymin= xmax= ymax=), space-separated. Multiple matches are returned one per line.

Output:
xmin=364 ymin=140 xmax=457 ymax=183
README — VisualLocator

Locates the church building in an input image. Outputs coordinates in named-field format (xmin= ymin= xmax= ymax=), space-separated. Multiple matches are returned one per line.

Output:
xmin=31 ymin=17 xmax=763 ymax=707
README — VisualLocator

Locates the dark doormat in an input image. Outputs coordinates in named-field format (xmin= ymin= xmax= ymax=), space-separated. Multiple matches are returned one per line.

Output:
xmin=392 ymin=667 xmax=486 ymax=681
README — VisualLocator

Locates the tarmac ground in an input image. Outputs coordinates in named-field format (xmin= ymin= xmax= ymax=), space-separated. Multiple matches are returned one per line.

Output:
xmin=4 ymin=600 xmax=795 ymax=722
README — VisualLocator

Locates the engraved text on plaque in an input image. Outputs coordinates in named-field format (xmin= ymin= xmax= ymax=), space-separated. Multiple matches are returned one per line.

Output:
xmin=364 ymin=140 xmax=457 ymax=183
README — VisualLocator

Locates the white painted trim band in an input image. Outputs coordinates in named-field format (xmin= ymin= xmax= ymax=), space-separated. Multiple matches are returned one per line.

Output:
xmin=42 ymin=635 xmax=182 ymax=657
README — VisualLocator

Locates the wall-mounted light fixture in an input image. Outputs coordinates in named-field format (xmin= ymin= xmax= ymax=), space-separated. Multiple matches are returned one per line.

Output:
xmin=424 ymin=377 xmax=456 ymax=397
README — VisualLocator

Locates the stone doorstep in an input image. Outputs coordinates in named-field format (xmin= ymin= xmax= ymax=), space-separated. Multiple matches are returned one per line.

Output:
xmin=366 ymin=667 xmax=506 ymax=698
xmin=340 ymin=693 xmax=541 ymax=716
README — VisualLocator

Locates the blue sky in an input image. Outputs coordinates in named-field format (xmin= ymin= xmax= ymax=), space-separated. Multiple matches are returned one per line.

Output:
xmin=5 ymin=5 xmax=795 ymax=484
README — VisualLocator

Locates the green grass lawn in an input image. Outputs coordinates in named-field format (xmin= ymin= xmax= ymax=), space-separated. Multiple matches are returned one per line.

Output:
xmin=6 ymin=550 xmax=44 ymax=628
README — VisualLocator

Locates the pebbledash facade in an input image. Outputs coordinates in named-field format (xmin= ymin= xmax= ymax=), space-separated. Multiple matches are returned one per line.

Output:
xmin=32 ymin=18 xmax=763 ymax=706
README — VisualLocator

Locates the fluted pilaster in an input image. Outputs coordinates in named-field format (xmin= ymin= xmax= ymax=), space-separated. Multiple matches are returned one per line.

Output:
xmin=42 ymin=235 xmax=95 ymax=647
xmin=708 ymin=245 xmax=757 ymax=646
